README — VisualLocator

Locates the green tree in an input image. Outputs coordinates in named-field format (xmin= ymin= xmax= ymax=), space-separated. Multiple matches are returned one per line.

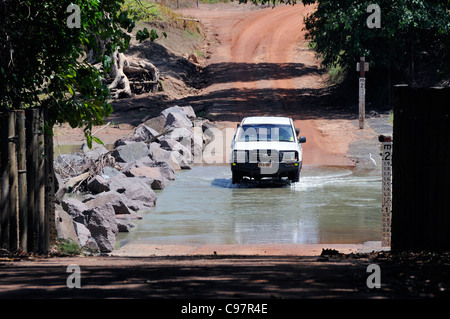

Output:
xmin=301 ymin=0 xmax=449 ymax=82
xmin=0 ymin=0 xmax=157 ymax=147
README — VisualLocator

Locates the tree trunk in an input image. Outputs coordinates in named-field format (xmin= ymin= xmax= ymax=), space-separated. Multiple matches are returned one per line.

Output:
xmin=108 ymin=48 xmax=132 ymax=99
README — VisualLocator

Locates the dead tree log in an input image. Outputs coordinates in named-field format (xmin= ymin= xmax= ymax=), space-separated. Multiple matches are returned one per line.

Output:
xmin=108 ymin=49 xmax=132 ymax=99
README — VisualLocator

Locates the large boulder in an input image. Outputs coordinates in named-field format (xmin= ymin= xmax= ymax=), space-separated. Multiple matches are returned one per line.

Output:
xmin=123 ymin=178 xmax=158 ymax=207
xmin=84 ymin=203 xmax=118 ymax=253
xmin=179 ymin=106 xmax=196 ymax=119
xmin=111 ymin=141 xmax=149 ymax=163
xmin=148 ymin=142 xmax=181 ymax=171
xmin=73 ymin=222 xmax=92 ymax=247
xmin=83 ymin=146 xmax=110 ymax=162
xmin=160 ymin=138 xmax=192 ymax=160
xmin=107 ymin=175 xmax=157 ymax=208
xmin=164 ymin=111 xmax=192 ymax=129
xmin=120 ymin=156 xmax=155 ymax=174
xmin=61 ymin=197 xmax=89 ymax=224
xmin=117 ymin=219 xmax=137 ymax=233
xmin=142 ymin=114 xmax=166 ymax=134
xmin=161 ymin=105 xmax=195 ymax=120
xmin=201 ymin=119 xmax=219 ymax=147
xmin=55 ymin=204 xmax=79 ymax=246
xmin=86 ymin=191 xmax=135 ymax=215
xmin=86 ymin=175 xmax=110 ymax=194
xmin=115 ymin=125 xmax=160 ymax=147
xmin=154 ymin=161 xmax=176 ymax=181
xmin=127 ymin=166 xmax=166 ymax=187
xmin=101 ymin=166 xmax=123 ymax=180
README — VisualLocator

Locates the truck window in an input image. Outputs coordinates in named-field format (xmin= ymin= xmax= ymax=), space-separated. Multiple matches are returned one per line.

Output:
xmin=238 ymin=124 xmax=295 ymax=142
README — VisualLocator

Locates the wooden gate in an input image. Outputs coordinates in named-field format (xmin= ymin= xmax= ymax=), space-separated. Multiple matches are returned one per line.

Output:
xmin=391 ymin=86 xmax=450 ymax=252
xmin=0 ymin=108 xmax=56 ymax=253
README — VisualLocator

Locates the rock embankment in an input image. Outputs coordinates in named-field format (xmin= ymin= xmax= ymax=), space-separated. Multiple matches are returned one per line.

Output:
xmin=54 ymin=105 xmax=218 ymax=253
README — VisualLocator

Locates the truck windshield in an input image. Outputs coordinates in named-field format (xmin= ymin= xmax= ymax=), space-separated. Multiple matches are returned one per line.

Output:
xmin=238 ymin=124 xmax=295 ymax=142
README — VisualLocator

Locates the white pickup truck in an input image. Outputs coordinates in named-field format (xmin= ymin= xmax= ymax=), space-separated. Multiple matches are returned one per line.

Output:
xmin=230 ymin=116 xmax=306 ymax=184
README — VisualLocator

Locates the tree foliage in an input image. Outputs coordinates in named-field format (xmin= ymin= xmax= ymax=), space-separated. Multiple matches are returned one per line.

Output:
xmin=302 ymin=0 xmax=449 ymax=80
xmin=0 ymin=0 xmax=157 ymax=147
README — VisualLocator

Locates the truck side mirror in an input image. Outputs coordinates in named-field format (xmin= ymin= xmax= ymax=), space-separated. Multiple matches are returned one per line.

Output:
xmin=298 ymin=136 xmax=306 ymax=144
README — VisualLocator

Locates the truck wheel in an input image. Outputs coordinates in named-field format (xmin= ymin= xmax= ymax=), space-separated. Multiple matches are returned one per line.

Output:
xmin=290 ymin=169 xmax=300 ymax=183
xmin=232 ymin=172 xmax=241 ymax=184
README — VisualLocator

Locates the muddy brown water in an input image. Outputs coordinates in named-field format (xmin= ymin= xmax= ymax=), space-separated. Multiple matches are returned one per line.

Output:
xmin=117 ymin=164 xmax=382 ymax=247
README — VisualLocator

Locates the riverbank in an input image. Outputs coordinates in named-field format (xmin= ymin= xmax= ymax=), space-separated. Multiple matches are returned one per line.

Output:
xmin=111 ymin=242 xmax=385 ymax=257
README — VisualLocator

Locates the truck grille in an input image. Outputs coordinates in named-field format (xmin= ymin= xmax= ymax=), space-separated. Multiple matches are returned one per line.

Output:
xmin=249 ymin=149 xmax=279 ymax=163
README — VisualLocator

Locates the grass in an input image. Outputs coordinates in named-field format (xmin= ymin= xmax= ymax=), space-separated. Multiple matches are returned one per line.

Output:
xmin=54 ymin=239 xmax=82 ymax=256
xmin=123 ymin=0 xmax=200 ymax=33
xmin=327 ymin=64 xmax=347 ymax=84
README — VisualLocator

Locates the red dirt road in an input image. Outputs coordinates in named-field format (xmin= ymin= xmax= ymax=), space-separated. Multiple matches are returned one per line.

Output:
xmin=181 ymin=3 xmax=354 ymax=166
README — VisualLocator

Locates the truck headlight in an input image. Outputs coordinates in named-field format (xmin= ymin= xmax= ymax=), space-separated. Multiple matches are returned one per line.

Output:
xmin=281 ymin=151 xmax=297 ymax=162
xmin=234 ymin=150 xmax=247 ymax=163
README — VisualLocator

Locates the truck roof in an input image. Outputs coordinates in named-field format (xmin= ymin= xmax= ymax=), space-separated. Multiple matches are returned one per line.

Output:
xmin=241 ymin=116 xmax=291 ymax=125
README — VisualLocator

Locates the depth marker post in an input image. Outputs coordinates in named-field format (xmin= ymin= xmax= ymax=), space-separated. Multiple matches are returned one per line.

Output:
xmin=379 ymin=135 xmax=392 ymax=247
xmin=357 ymin=57 xmax=369 ymax=129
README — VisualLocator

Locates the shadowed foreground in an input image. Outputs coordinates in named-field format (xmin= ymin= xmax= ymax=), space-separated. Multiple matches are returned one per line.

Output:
xmin=1 ymin=252 xmax=449 ymax=299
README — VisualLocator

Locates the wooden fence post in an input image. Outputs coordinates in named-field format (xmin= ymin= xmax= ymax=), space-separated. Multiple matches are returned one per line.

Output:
xmin=37 ymin=108 xmax=46 ymax=253
xmin=44 ymin=108 xmax=56 ymax=250
xmin=16 ymin=110 xmax=28 ymax=252
xmin=26 ymin=109 xmax=37 ymax=252
xmin=0 ymin=113 xmax=10 ymax=250
xmin=8 ymin=112 xmax=19 ymax=251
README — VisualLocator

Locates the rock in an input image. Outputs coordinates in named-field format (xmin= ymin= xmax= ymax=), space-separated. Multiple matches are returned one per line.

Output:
xmin=54 ymin=172 xmax=67 ymax=204
xmin=115 ymin=125 xmax=160 ymax=147
xmin=188 ymin=52 xmax=199 ymax=64
xmin=116 ymin=212 xmax=143 ymax=220
xmin=117 ymin=219 xmax=137 ymax=232
xmin=161 ymin=105 xmax=196 ymax=119
xmin=120 ymin=156 xmax=155 ymax=175
xmin=61 ymin=197 xmax=89 ymax=223
xmin=132 ymin=125 xmax=160 ymax=142
xmin=165 ymin=127 xmax=193 ymax=147
xmin=55 ymin=204 xmax=79 ymax=246
xmin=201 ymin=119 xmax=219 ymax=146
xmin=179 ymin=106 xmax=196 ymax=119
xmin=73 ymin=222 xmax=91 ymax=247
xmin=123 ymin=180 xmax=157 ymax=207
xmin=87 ymin=175 xmax=110 ymax=194
xmin=111 ymin=141 xmax=149 ymax=163
xmin=84 ymin=146 xmax=109 ymax=161
xmin=160 ymin=138 xmax=192 ymax=160
xmin=84 ymin=203 xmax=118 ymax=253
xmin=150 ymin=139 xmax=192 ymax=171
xmin=142 ymin=114 xmax=166 ymax=133
xmin=150 ymin=178 xmax=166 ymax=190
xmin=107 ymin=176 xmax=158 ymax=207
xmin=101 ymin=166 xmax=123 ymax=179
xmin=85 ymin=191 xmax=135 ymax=215
xmin=127 ymin=166 xmax=167 ymax=190
xmin=148 ymin=142 xmax=181 ymax=171
xmin=154 ymin=161 xmax=176 ymax=181
xmin=82 ymin=238 xmax=100 ymax=255
xmin=170 ymin=151 xmax=191 ymax=170
xmin=164 ymin=111 xmax=193 ymax=129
